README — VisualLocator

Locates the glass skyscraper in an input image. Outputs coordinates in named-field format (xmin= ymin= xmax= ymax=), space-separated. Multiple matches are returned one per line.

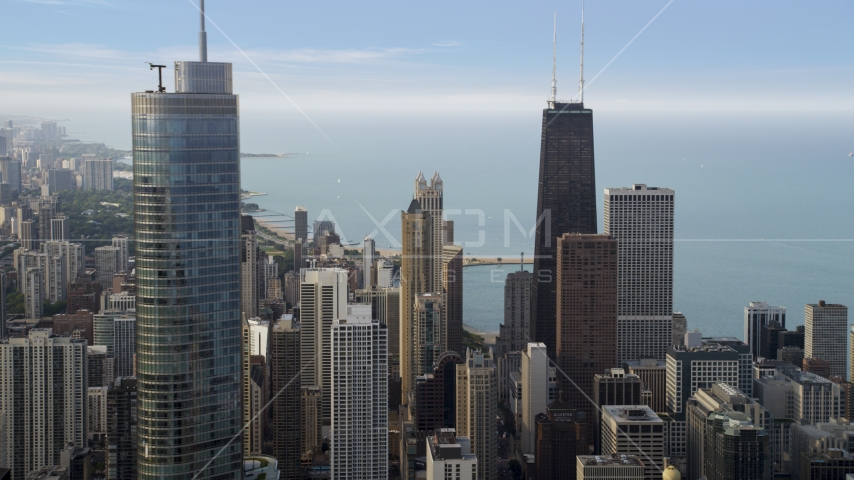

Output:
xmin=132 ymin=55 xmax=242 ymax=478
xmin=531 ymin=101 xmax=597 ymax=359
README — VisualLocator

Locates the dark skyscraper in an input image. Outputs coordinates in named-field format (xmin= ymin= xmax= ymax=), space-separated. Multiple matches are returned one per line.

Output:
xmin=132 ymin=3 xmax=243 ymax=478
xmin=532 ymin=15 xmax=597 ymax=358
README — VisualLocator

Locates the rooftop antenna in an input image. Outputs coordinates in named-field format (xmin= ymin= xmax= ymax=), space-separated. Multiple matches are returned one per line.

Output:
xmin=549 ymin=11 xmax=557 ymax=108
xmin=147 ymin=63 xmax=166 ymax=93
xmin=199 ymin=0 xmax=208 ymax=62
xmin=520 ymin=252 xmax=524 ymax=272
xmin=579 ymin=0 xmax=585 ymax=104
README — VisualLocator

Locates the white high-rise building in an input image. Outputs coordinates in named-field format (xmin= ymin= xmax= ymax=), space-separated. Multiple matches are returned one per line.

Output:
xmin=600 ymin=406 xmax=666 ymax=480
xmin=362 ymin=235 xmax=375 ymax=289
xmin=604 ymin=184 xmax=675 ymax=363
xmin=300 ymin=268 xmax=349 ymax=426
xmin=376 ymin=259 xmax=394 ymax=288
xmin=111 ymin=235 xmax=130 ymax=273
xmin=805 ymin=301 xmax=848 ymax=380
xmin=415 ymin=171 xmax=444 ymax=291
xmin=114 ymin=315 xmax=135 ymax=377
xmin=42 ymin=241 xmax=85 ymax=286
xmin=520 ymin=342 xmax=549 ymax=455
xmin=45 ymin=254 xmax=66 ymax=303
xmin=329 ymin=305 xmax=387 ymax=480
xmin=744 ymin=301 xmax=787 ymax=358
xmin=0 ymin=329 xmax=87 ymax=480
xmin=426 ymin=429 xmax=478 ymax=480
xmin=456 ymin=348 xmax=498 ymax=480
xmin=247 ymin=317 xmax=270 ymax=358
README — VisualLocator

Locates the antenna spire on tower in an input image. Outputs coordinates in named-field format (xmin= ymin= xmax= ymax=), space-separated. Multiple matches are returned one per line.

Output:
xmin=579 ymin=0 xmax=585 ymax=104
xmin=199 ymin=0 xmax=208 ymax=62
xmin=549 ymin=11 xmax=557 ymax=108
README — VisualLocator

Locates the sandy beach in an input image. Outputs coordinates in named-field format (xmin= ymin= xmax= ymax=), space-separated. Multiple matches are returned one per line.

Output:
xmin=464 ymin=324 xmax=497 ymax=345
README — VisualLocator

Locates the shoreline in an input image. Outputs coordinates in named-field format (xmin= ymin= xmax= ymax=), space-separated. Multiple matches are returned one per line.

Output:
xmin=464 ymin=323 xmax=498 ymax=345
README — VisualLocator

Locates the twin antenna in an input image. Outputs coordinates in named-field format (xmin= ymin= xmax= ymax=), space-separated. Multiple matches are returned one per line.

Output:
xmin=550 ymin=1 xmax=585 ymax=106
xmin=147 ymin=1 xmax=209 ymax=92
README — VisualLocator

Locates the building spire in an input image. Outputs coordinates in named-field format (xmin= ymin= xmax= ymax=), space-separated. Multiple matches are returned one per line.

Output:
xmin=549 ymin=11 xmax=557 ymax=108
xmin=199 ymin=0 xmax=208 ymax=62
xmin=578 ymin=0 xmax=585 ymax=104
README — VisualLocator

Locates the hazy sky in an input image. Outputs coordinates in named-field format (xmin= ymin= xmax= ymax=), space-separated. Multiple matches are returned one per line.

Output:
xmin=3 ymin=0 xmax=853 ymax=149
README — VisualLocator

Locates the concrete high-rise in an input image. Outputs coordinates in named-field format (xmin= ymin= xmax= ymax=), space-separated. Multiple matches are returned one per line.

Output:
xmin=41 ymin=241 xmax=84 ymax=287
xmin=240 ymin=216 xmax=260 ymax=318
xmin=521 ymin=342 xmax=551 ymax=455
xmin=24 ymin=267 xmax=43 ymax=319
xmin=555 ymin=233 xmax=617 ymax=438
xmin=532 ymin=96 xmax=598 ymax=359
xmin=600 ymin=406 xmax=666 ymax=480
xmin=83 ymin=158 xmax=113 ymax=191
xmin=496 ymin=268 xmax=532 ymax=358
xmin=49 ymin=215 xmax=69 ymax=242
xmin=47 ymin=168 xmax=74 ymax=194
xmin=604 ymin=184 xmax=675 ymax=363
xmin=425 ymin=429 xmax=478 ymax=480
xmin=94 ymin=246 xmax=119 ymax=291
xmin=442 ymin=244 xmax=464 ymax=355
xmin=300 ymin=268 xmax=348 ymax=428
xmin=271 ymin=316 xmax=301 ymax=479
xmin=593 ymin=369 xmax=644 ymax=453
xmin=132 ymin=12 xmax=243 ymax=477
xmin=329 ymin=305 xmax=388 ymax=480
xmin=106 ymin=377 xmax=137 ymax=480
xmin=456 ymin=348 xmax=498 ymax=480
xmin=415 ymin=171 xmax=444 ymax=290
xmin=111 ymin=235 xmax=129 ymax=273
xmin=805 ymin=300 xmax=848 ymax=380
xmin=703 ymin=411 xmax=770 ymax=480
xmin=0 ymin=329 xmax=87 ymax=480
xmin=744 ymin=302 xmax=786 ymax=359
xmin=113 ymin=315 xmax=135 ymax=377
xmin=400 ymin=198 xmax=434 ymax=402
xmin=362 ymin=235 xmax=375 ymax=289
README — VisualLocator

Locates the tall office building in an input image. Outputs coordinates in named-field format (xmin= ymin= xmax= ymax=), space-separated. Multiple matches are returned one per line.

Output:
xmin=400 ymin=198 xmax=434 ymax=402
xmin=521 ymin=342 xmax=552 ymax=455
xmin=44 ymin=254 xmax=66 ymax=303
xmin=49 ymin=216 xmax=70 ymax=242
xmin=362 ymin=235 xmax=375 ymax=288
xmin=532 ymin=47 xmax=598 ymax=358
xmin=111 ymin=235 xmax=129 ymax=273
xmin=624 ymin=358 xmax=667 ymax=413
xmin=354 ymin=286 xmax=401 ymax=364
xmin=19 ymin=221 xmax=35 ymax=251
xmin=87 ymin=345 xmax=115 ymax=388
xmin=414 ymin=171 xmax=445 ymax=290
xmin=535 ymin=395 xmax=588 ymax=480
xmin=271 ymin=316 xmax=301 ymax=479
xmin=47 ymin=169 xmax=74 ymax=194
xmin=113 ymin=315 xmax=135 ymax=377
xmin=329 ymin=305 xmax=388 ymax=480
xmin=294 ymin=206 xmax=308 ymax=256
xmin=456 ymin=348 xmax=498 ymax=480
xmin=83 ymin=158 xmax=113 ymax=191
xmin=805 ymin=301 xmax=848 ymax=380
xmin=600 ymin=406 xmax=666 ymax=480
xmin=666 ymin=343 xmax=743 ymax=421
xmin=744 ymin=302 xmax=786 ymax=359
xmin=106 ymin=376 xmax=137 ymax=480
xmin=593 ymin=369 xmax=644 ymax=453
xmin=0 ymin=329 xmax=87 ymax=480
xmin=414 ymin=293 xmax=444 ymax=378
xmin=132 ymin=8 xmax=243 ymax=476
xmin=300 ymin=268 xmax=348 ymax=427
xmin=240 ymin=216 xmax=260 ymax=318
xmin=556 ymin=233 xmax=618 ymax=440
xmin=496 ymin=268 xmax=532 ymax=358
xmin=0 ymin=156 xmax=22 ymax=194
xmin=0 ymin=274 xmax=5 ymax=339
xmin=442 ymin=244 xmax=464 ymax=355
xmin=604 ymin=184 xmax=675 ymax=363
xmin=94 ymin=246 xmax=119 ymax=291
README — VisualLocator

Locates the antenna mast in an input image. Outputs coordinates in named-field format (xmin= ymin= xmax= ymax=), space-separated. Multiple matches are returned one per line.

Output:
xmin=199 ymin=0 xmax=208 ymax=62
xmin=549 ymin=11 xmax=557 ymax=108
xmin=579 ymin=0 xmax=585 ymax=104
